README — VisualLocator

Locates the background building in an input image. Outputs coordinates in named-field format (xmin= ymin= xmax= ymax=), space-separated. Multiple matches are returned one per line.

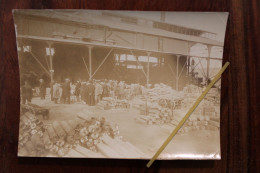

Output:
xmin=14 ymin=10 xmax=224 ymax=90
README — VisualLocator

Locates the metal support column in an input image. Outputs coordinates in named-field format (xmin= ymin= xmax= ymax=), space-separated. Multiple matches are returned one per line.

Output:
xmin=187 ymin=42 xmax=191 ymax=85
xmin=29 ymin=51 xmax=51 ymax=77
xmin=147 ymin=52 xmax=151 ymax=89
xmin=48 ymin=42 xmax=54 ymax=83
xmin=187 ymin=56 xmax=190 ymax=85
xmin=135 ymin=32 xmax=137 ymax=47
xmin=146 ymin=52 xmax=151 ymax=115
xmin=104 ymin=28 xmax=107 ymax=44
xmin=187 ymin=56 xmax=190 ymax=75
xmin=206 ymin=45 xmax=212 ymax=84
xmin=92 ymin=48 xmax=113 ymax=78
xmin=130 ymin=50 xmax=147 ymax=78
xmin=176 ymin=55 xmax=180 ymax=91
xmin=88 ymin=46 xmax=93 ymax=80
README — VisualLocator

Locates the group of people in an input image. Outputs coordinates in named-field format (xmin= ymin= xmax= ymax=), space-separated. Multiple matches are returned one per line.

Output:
xmin=52 ymin=79 xmax=71 ymax=104
xmin=51 ymin=79 xmax=145 ymax=105
xmin=52 ymin=79 xmax=142 ymax=105
xmin=21 ymin=78 xmax=144 ymax=105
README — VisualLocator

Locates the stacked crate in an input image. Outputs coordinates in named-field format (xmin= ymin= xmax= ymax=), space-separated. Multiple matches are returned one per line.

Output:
xmin=96 ymin=97 xmax=130 ymax=110
xmin=179 ymin=106 xmax=220 ymax=134
xmin=135 ymin=105 xmax=174 ymax=125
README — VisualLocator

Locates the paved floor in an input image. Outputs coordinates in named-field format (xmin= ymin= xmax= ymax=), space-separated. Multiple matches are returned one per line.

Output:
xmin=31 ymin=97 xmax=220 ymax=159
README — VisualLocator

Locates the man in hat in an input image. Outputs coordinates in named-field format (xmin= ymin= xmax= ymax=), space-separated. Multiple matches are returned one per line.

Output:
xmin=84 ymin=81 xmax=90 ymax=105
xmin=75 ymin=80 xmax=81 ymax=102
xmin=95 ymin=81 xmax=103 ymax=104
xmin=52 ymin=81 xmax=60 ymax=104
xmin=88 ymin=81 xmax=95 ymax=106
xmin=39 ymin=79 xmax=46 ymax=100
xmin=21 ymin=81 xmax=33 ymax=104
xmin=80 ymin=81 xmax=87 ymax=104
xmin=62 ymin=78 xmax=71 ymax=104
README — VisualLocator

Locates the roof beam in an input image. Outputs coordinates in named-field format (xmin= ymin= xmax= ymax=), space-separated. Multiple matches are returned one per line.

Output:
xmin=17 ymin=35 xmax=222 ymax=60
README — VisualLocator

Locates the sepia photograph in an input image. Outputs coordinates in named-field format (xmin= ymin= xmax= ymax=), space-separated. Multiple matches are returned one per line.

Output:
xmin=13 ymin=10 xmax=228 ymax=159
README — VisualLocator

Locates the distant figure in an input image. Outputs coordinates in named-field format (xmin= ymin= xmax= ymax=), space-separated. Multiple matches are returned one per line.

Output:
xmin=50 ymin=81 xmax=54 ymax=101
xmin=95 ymin=82 xmax=103 ymax=104
xmin=39 ymin=79 xmax=46 ymax=100
xmin=80 ymin=81 xmax=87 ymax=104
xmin=75 ymin=80 xmax=81 ymax=102
xmin=88 ymin=81 xmax=95 ymax=106
xmin=52 ymin=81 xmax=60 ymax=104
xmin=207 ymin=78 xmax=212 ymax=86
xmin=85 ymin=81 xmax=90 ymax=105
xmin=101 ymin=82 xmax=109 ymax=98
xmin=115 ymin=83 xmax=120 ymax=99
xmin=21 ymin=81 xmax=32 ymax=104
xmin=118 ymin=81 xmax=125 ymax=99
xmin=62 ymin=79 xmax=71 ymax=104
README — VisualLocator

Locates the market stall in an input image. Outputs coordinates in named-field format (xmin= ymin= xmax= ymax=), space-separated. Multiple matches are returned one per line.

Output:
xmin=18 ymin=106 xmax=147 ymax=158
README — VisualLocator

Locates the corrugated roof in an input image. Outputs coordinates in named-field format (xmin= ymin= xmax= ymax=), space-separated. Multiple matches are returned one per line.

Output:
xmin=14 ymin=10 xmax=224 ymax=47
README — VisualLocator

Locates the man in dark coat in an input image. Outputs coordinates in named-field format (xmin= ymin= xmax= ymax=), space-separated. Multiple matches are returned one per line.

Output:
xmin=102 ymin=82 xmax=109 ymax=98
xmin=39 ymin=79 xmax=46 ymax=100
xmin=85 ymin=82 xmax=90 ymax=105
xmin=62 ymin=79 xmax=71 ymax=104
xmin=75 ymin=80 xmax=81 ymax=102
xmin=21 ymin=81 xmax=33 ymax=104
xmin=80 ymin=82 xmax=86 ymax=103
xmin=88 ymin=81 xmax=95 ymax=106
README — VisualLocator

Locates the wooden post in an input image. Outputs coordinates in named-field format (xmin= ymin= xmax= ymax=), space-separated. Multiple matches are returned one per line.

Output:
xmin=147 ymin=52 xmax=150 ymax=89
xmin=104 ymin=27 xmax=107 ymax=44
xmin=146 ymin=52 xmax=151 ymax=115
xmin=176 ymin=55 xmax=180 ymax=91
xmin=88 ymin=46 xmax=93 ymax=80
xmin=186 ymin=56 xmax=190 ymax=85
xmin=92 ymin=48 xmax=113 ymax=78
xmin=207 ymin=45 xmax=212 ymax=84
xmin=48 ymin=42 xmax=54 ymax=83
xmin=187 ymin=56 xmax=190 ymax=75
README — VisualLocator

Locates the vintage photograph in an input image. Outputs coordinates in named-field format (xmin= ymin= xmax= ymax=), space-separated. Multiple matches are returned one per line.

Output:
xmin=13 ymin=10 xmax=228 ymax=159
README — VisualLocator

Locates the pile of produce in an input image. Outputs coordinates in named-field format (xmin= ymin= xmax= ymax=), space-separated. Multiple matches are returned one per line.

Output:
xmin=96 ymin=97 xmax=130 ymax=110
xmin=148 ymin=84 xmax=183 ymax=102
xmin=180 ymin=117 xmax=219 ymax=134
xmin=158 ymin=98 xmax=182 ymax=110
xmin=135 ymin=105 xmax=174 ymax=125
xmin=178 ymin=106 xmax=220 ymax=134
xmin=183 ymin=84 xmax=220 ymax=105
xmin=21 ymin=103 xmax=49 ymax=119
xmin=18 ymin=112 xmax=51 ymax=156
xmin=18 ymin=111 xmax=120 ymax=157
xmin=182 ymin=84 xmax=202 ymax=94
xmin=204 ymin=88 xmax=220 ymax=104
xmin=138 ymin=84 xmax=183 ymax=110
xmin=73 ymin=117 xmax=120 ymax=152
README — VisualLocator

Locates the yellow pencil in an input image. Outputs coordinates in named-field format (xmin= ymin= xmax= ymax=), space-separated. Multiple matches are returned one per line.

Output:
xmin=146 ymin=61 xmax=230 ymax=168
